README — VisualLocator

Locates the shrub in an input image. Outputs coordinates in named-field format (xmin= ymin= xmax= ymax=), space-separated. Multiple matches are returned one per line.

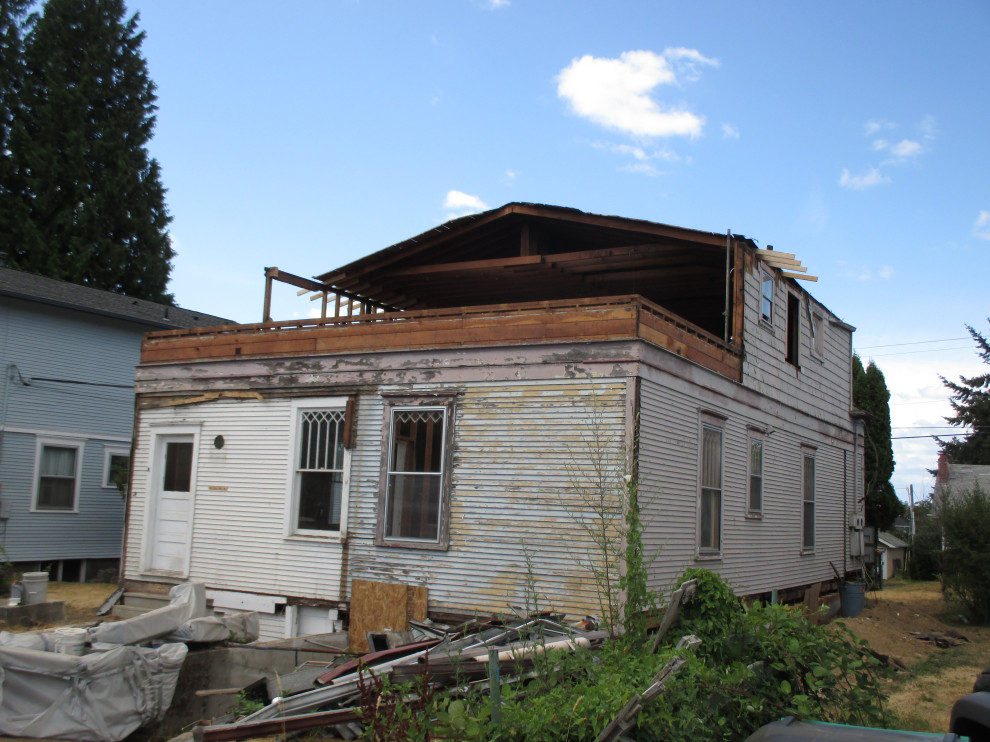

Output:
xmin=939 ymin=486 xmax=990 ymax=624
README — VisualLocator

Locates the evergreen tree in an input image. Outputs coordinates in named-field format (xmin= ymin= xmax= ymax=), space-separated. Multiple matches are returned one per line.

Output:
xmin=0 ymin=0 xmax=32 ymax=199
xmin=2 ymin=0 xmax=173 ymax=303
xmin=853 ymin=355 xmax=901 ymax=531
xmin=938 ymin=321 xmax=990 ymax=464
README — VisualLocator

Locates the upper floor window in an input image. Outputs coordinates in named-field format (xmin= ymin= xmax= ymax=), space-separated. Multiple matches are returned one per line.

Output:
xmin=34 ymin=439 xmax=83 ymax=511
xmin=761 ymin=272 xmax=774 ymax=324
xmin=786 ymin=293 xmax=801 ymax=367
xmin=289 ymin=399 xmax=352 ymax=535
xmin=379 ymin=393 xmax=456 ymax=549
xmin=699 ymin=422 xmax=723 ymax=552
xmin=811 ymin=311 xmax=824 ymax=356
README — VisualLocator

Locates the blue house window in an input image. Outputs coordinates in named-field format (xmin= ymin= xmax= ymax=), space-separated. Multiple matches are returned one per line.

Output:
xmin=35 ymin=441 xmax=82 ymax=511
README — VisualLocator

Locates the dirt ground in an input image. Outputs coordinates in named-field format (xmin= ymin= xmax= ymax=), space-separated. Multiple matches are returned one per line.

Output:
xmin=839 ymin=579 xmax=990 ymax=733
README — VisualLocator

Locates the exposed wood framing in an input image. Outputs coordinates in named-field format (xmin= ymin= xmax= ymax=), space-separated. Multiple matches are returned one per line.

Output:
xmin=141 ymin=296 xmax=742 ymax=382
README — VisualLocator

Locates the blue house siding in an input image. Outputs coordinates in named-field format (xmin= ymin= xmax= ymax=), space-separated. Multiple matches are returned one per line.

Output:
xmin=0 ymin=268 xmax=229 ymax=574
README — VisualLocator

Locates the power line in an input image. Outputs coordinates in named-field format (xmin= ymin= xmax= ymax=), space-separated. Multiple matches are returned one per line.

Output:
xmin=856 ymin=336 xmax=970 ymax=350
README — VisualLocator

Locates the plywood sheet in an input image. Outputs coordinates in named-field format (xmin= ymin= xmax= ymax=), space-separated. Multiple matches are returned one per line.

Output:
xmin=349 ymin=579 xmax=411 ymax=654
xmin=407 ymin=585 xmax=428 ymax=623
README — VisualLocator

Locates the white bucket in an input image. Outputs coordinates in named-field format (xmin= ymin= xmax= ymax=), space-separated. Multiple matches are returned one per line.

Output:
xmin=54 ymin=627 xmax=87 ymax=656
xmin=21 ymin=572 xmax=48 ymax=605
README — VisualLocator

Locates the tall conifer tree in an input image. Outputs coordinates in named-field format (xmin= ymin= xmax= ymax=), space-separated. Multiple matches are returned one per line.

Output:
xmin=2 ymin=0 xmax=173 ymax=303
xmin=938 ymin=321 xmax=990 ymax=464
xmin=0 ymin=0 xmax=32 ymax=213
xmin=853 ymin=355 xmax=901 ymax=531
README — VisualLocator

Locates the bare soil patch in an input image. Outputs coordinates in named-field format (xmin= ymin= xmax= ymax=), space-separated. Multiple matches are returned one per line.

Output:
xmin=4 ymin=581 xmax=120 ymax=631
xmin=839 ymin=579 xmax=990 ymax=733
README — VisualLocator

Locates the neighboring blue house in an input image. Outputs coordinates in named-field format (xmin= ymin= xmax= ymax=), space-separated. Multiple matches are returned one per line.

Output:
xmin=0 ymin=263 xmax=229 ymax=581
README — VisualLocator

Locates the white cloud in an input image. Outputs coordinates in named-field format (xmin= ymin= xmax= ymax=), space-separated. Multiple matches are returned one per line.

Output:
xmin=920 ymin=114 xmax=936 ymax=140
xmin=443 ymin=190 xmax=488 ymax=219
xmin=556 ymin=48 xmax=717 ymax=139
xmin=619 ymin=162 xmax=662 ymax=177
xmin=863 ymin=119 xmax=894 ymax=136
xmin=879 ymin=265 xmax=894 ymax=280
xmin=890 ymin=139 xmax=922 ymax=158
xmin=872 ymin=139 xmax=889 ymax=151
xmin=974 ymin=210 xmax=990 ymax=241
xmin=839 ymin=167 xmax=890 ymax=190
xmin=484 ymin=0 xmax=509 ymax=8
xmin=593 ymin=141 xmax=681 ymax=168
xmin=722 ymin=123 xmax=740 ymax=139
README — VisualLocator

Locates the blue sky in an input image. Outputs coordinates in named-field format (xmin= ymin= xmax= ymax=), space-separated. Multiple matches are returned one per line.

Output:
xmin=127 ymin=0 xmax=988 ymax=503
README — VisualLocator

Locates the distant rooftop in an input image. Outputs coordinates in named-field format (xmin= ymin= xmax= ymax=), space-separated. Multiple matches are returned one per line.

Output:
xmin=0 ymin=267 xmax=231 ymax=330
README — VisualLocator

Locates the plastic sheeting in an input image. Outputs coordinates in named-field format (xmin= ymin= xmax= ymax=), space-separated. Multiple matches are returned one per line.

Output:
xmin=0 ymin=642 xmax=187 ymax=742
xmin=89 ymin=581 xmax=209 ymax=645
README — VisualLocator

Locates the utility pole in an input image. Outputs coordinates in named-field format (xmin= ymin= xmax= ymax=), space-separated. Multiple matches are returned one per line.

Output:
xmin=908 ymin=485 xmax=916 ymax=538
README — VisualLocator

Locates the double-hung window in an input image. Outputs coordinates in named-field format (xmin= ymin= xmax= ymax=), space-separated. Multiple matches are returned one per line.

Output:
xmin=379 ymin=393 xmax=455 ymax=549
xmin=761 ymin=272 xmax=774 ymax=324
xmin=802 ymin=451 xmax=816 ymax=550
xmin=34 ymin=439 xmax=83 ymax=511
xmin=748 ymin=432 xmax=764 ymax=514
xmin=699 ymin=420 xmax=724 ymax=553
xmin=290 ymin=400 xmax=351 ymax=535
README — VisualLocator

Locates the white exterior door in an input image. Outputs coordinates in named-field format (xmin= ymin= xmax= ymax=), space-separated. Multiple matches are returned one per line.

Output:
xmin=148 ymin=434 xmax=196 ymax=574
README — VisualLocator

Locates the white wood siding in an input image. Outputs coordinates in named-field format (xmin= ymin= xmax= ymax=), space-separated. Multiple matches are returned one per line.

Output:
xmin=125 ymin=398 xmax=345 ymax=601
xmin=347 ymin=379 xmax=627 ymax=618
xmin=638 ymin=369 xmax=854 ymax=597
xmin=742 ymin=259 xmax=854 ymax=431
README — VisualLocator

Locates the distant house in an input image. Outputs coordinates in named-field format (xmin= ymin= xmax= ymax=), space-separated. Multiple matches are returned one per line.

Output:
xmin=0 ymin=264 xmax=229 ymax=581
xmin=877 ymin=531 xmax=909 ymax=579
xmin=934 ymin=454 xmax=990 ymax=502
xmin=120 ymin=203 xmax=866 ymax=640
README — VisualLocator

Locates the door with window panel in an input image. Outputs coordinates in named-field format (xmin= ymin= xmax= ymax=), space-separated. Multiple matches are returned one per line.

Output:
xmin=149 ymin=435 xmax=195 ymax=574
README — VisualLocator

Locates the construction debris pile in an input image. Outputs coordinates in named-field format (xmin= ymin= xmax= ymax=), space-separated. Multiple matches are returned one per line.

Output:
xmin=0 ymin=582 xmax=258 ymax=742
xmin=199 ymin=614 xmax=611 ymax=741
xmin=195 ymin=581 xmax=700 ymax=742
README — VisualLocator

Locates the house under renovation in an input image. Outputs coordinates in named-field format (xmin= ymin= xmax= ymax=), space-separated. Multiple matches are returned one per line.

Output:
xmin=120 ymin=203 xmax=865 ymax=640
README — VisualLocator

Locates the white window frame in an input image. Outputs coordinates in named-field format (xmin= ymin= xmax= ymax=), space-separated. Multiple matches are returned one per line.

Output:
xmin=802 ymin=450 xmax=816 ymax=551
xmin=761 ymin=271 xmax=774 ymax=325
xmin=285 ymin=397 xmax=352 ymax=539
xmin=103 ymin=445 xmax=131 ymax=490
xmin=31 ymin=436 xmax=84 ymax=513
xmin=698 ymin=413 xmax=725 ymax=554
xmin=747 ymin=430 xmax=764 ymax=515
xmin=810 ymin=308 xmax=825 ymax=357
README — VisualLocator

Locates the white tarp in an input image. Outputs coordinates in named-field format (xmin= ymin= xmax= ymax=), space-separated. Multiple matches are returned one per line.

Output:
xmin=0 ymin=642 xmax=187 ymax=741
xmin=88 ymin=581 xmax=209 ymax=645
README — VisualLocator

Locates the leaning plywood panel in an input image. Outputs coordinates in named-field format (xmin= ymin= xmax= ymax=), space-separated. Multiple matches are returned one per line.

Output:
xmin=349 ymin=579 xmax=412 ymax=653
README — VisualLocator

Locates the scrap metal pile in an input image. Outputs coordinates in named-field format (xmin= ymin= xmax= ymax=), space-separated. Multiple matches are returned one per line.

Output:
xmin=198 ymin=614 xmax=610 ymax=741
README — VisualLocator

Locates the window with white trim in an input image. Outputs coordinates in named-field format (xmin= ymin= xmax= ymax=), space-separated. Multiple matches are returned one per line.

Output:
xmin=748 ymin=433 xmax=764 ymax=514
xmin=34 ymin=439 xmax=83 ymax=511
xmin=811 ymin=311 xmax=824 ymax=356
xmin=802 ymin=452 xmax=816 ymax=550
xmin=761 ymin=272 xmax=774 ymax=324
xmin=699 ymin=423 xmax=723 ymax=552
xmin=291 ymin=405 xmax=348 ymax=533
xmin=103 ymin=446 xmax=130 ymax=492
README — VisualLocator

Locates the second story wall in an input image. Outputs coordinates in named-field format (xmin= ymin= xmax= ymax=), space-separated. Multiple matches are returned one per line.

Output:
xmin=740 ymin=253 xmax=854 ymax=431
xmin=2 ymin=297 xmax=140 ymax=438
